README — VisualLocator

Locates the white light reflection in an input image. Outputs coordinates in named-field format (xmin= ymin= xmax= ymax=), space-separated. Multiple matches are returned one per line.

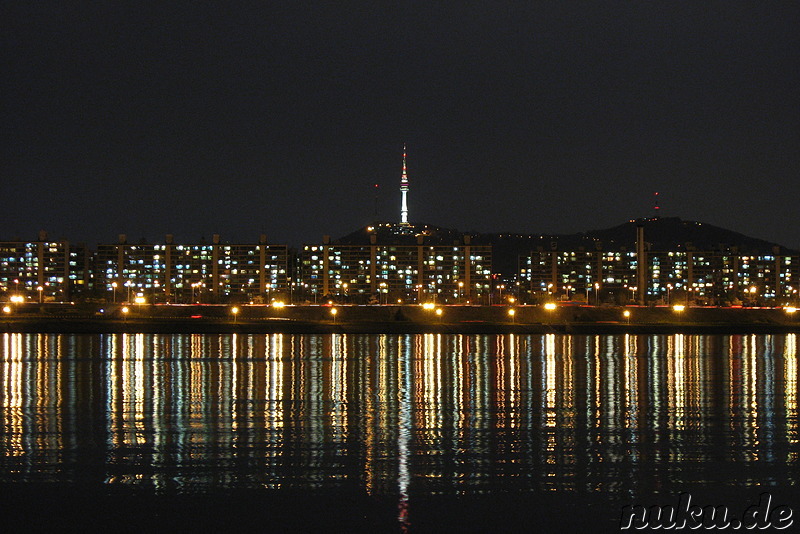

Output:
xmin=786 ymin=334 xmax=797 ymax=447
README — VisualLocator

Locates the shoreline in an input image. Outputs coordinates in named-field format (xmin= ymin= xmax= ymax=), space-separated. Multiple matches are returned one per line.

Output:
xmin=2 ymin=303 xmax=800 ymax=334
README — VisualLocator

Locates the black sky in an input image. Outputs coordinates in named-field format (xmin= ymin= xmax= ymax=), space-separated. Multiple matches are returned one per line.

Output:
xmin=3 ymin=3 xmax=799 ymax=247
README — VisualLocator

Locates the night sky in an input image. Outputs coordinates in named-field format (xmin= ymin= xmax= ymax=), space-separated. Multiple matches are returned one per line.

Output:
xmin=3 ymin=3 xmax=799 ymax=248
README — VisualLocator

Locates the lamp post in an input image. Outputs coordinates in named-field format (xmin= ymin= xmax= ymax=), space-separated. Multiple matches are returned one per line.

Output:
xmin=594 ymin=283 xmax=600 ymax=306
xmin=112 ymin=281 xmax=118 ymax=303
xmin=331 ymin=307 xmax=338 ymax=323
xmin=231 ymin=306 xmax=239 ymax=324
xmin=37 ymin=286 xmax=43 ymax=304
xmin=623 ymin=309 xmax=631 ymax=324
xmin=508 ymin=308 xmax=516 ymax=324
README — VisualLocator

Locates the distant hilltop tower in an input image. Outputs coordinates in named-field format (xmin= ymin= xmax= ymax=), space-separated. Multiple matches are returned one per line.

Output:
xmin=399 ymin=144 xmax=410 ymax=225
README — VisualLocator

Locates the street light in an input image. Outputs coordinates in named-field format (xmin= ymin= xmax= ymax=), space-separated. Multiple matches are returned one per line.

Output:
xmin=121 ymin=306 xmax=129 ymax=322
xmin=2 ymin=306 xmax=10 ymax=314
xmin=623 ymin=309 xmax=631 ymax=324
xmin=231 ymin=306 xmax=239 ymax=323
xmin=594 ymin=283 xmax=600 ymax=306
xmin=379 ymin=282 xmax=387 ymax=305
xmin=508 ymin=308 xmax=516 ymax=323
xmin=37 ymin=286 xmax=43 ymax=303
xmin=435 ymin=308 xmax=443 ymax=322
xmin=543 ymin=302 xmax=557 ymax=325
xmin=330 ymin=307 xmax=338 ymax=323
xmin=112 ymin=281 xmax=118 ymax=303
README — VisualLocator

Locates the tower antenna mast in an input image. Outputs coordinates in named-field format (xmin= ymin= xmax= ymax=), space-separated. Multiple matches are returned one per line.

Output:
xmin=400 ymin=144 xmax=410 ymax=225
xmin=653 ymin=191 xmax=660 ymax=218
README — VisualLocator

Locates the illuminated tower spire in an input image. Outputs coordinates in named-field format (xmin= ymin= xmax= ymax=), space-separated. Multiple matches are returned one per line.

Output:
xmin=400 ymin=144 xmax=410 ymax=225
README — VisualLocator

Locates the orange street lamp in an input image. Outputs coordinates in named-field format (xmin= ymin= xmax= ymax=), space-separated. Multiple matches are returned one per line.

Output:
xmin=232 ymin=306 xmax=240 ymax=323
xmin=330 ymin=307 xmax=338 ymax=323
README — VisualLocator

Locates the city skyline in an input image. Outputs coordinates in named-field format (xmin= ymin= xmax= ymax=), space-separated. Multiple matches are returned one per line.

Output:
xmin=3 ymin=5 xmax=799 ymax=248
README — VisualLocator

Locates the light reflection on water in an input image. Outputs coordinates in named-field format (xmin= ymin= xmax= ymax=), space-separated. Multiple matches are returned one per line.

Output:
xmin=1 ymin=333 xmax=798 ymax=498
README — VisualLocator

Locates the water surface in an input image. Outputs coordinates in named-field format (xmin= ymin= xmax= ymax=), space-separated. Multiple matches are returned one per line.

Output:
xmin=2 ymin=333 xmax=798 ymax=531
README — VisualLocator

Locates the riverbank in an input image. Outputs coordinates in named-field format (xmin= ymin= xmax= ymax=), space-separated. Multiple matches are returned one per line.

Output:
xmin=2 ymin=303 xmax=800 ymax=334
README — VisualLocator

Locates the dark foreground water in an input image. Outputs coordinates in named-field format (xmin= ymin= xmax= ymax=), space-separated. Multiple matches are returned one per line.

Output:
xmin=1 ymin=333 xmax=799 ymax=532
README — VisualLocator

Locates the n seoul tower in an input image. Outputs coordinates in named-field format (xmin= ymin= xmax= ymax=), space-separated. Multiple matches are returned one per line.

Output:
xmin=400 ymin=144 xmax=410 ymax=225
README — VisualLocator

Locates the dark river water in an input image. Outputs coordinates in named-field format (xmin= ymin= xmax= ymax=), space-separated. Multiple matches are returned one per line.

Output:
xmin=1 ymin=333 xmax=799 ymax=532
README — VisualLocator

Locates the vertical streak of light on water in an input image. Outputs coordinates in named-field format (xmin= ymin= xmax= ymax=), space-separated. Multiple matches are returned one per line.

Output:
xmin=786 ymin=334 xmax=798 ymax=450
xmin=508 ymin=334 xmax=516 ymax=429
xmin=745 ymin=334 xmax=760 ymax=459
xmin=586 ymin=334 xmax=599 ymax=478
xmin=2 ymin=334 xmax=23 ymax=457
xmin=624 ymin=334 xmax=639 ymax=464
xmin=232 ymin=333 xmax=238 ymax=439
xmin=561 ymin=335 xmax=575 ymax=489
xmin=763 ymin=335 xmax=776 ymax=463
xmin=601 ymin=336 xmax=619 ymax=461
xmin=152 ymin=335 xmax=164 ymax=480
xmin=649 ymin=335 xmax=662 ymax=460
xmin=544 ymin=332 xmax=556 ymax=484
xmin=397 ymin=333 xmax=412 ymax=531
xmin=450 ymin=335 xmax=463 ymax=472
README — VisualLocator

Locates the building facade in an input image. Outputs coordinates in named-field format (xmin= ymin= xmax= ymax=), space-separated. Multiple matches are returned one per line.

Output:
xmin=0 ymin=231 xmax=87 ymax=302
xmin=94 ymin=234 xmax=289 ymax=303
xmin=519 ymin=248 xmax=800 ymax=306
xmin=301 ymin=234 xmax=493 ymax=303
